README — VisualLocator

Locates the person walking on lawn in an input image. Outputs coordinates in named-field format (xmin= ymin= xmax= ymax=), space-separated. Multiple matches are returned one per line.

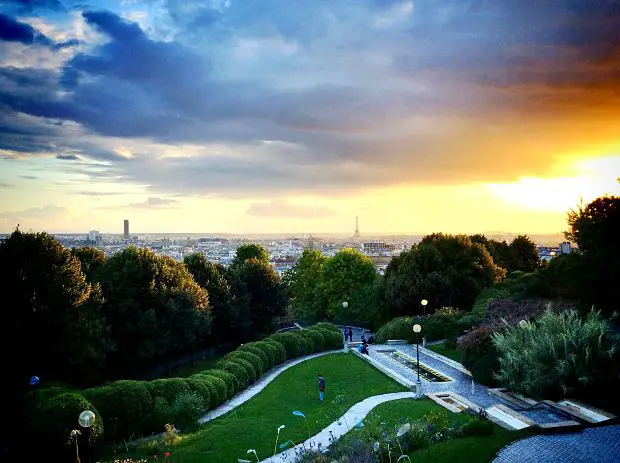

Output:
xmin=318 ymin=373 xmax=326 ymax=402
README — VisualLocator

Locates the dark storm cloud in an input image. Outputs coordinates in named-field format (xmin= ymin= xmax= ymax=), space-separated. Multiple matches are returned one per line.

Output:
xmin=0 ymin=13 xmax=79 ymax=49
xmin=1 ymin=1 xmax=619 ymax=197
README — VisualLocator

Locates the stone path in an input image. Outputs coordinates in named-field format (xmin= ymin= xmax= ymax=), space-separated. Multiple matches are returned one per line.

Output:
xmin=198 ymin=350 xmax=342 ymax=424
xmin=259 ymin=391 xmax=416 ymax=463
xmin=493 ymin=425 xmax=620 ymax=463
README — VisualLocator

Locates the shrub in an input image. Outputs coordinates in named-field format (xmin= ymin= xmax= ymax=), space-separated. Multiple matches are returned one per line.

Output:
xmin=296 ymin=333 xmax=310 ymax=356
xmin=185 ymin=377 xmax=211 ymax=410
xmin=268 ymin=332 xmax=304 ymax=359
xmin=226 ymin=350 xmax=264 ymax=377
xmin=149 ymin=378 xmax=191 ymax=404
xmin=246 ymin=341 xmax=275 ymax=369
xmin=82 ymin=380 xmax=153 ymax=442
xmin=456 ymin=416 xmax=493 ymax=437
xmin=238 ymin=344 xmax=271 ymax=371
xmin=25 ymin=392 xmax=104 ymax=461
xmin=472 ymin=285 xmax=511 ymax=317
xmin=215 ymin=360 xmax=250 ymax=390
xmin=493 ymin=308 xmax=618 ymax=399
xmin=405 ymin=421 xmax=431 ymax=450
xmin=457 ymin=326 xmax=499 ymax=386
xmin=191 ymin=374 xmax=225 ymax=407
xmin=300 ymin=328 xmax=325 ymax=352
xmin=202 ymin=369 xmax=236 ymax=400
xmin=319 ymin=329 xmax=344 ymax=350
xmin=265 ymin=340 xmax=287 ymax=364
xmin=375 ymin=317 xmax=413 ymax=343
xmin=311 ymin=322 xmax=341 ymax=333
xmin=169 ymin=391 xmax=206 ymax=429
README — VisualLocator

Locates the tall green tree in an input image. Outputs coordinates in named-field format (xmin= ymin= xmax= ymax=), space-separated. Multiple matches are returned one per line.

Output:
xmin=0 ymin=231 xmax=112 ymax=456
xmin=283 ymin=249 xmax=327 ymax=322
xmin=319 ymin=248 xmax=378 ymax=323
xmin=98 ymin=246 xmax=211 ymax=377
xmin=385 ymin=234 xmax=505 ymax=317
xmin=230 ymin=243 xmax=270 ymax=268
xmin=508 ymin=235 xmax=540 ymax=273
xmin=71 ymin=246 xmax=106 ymax=282
xmin=184 ymin=253 xmax=240 ymax=344
xmin=564 ymin=195 xmax=620 ymax=315
xmin=235 ymin=257 xmax=287 ymax=336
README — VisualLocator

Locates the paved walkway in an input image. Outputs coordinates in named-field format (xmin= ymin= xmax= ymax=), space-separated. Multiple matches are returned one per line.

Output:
xmin=198 ymin=350 xmax=342 ymax=424
xmin=493 ymin=425 xmax=620 ymax=463
xmin=259 ymin=391 xmax=416 ymax=463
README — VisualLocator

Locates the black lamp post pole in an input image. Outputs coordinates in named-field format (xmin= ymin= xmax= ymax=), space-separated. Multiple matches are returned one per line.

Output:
xmin=416 ymin=334 xmax=420 ymax=382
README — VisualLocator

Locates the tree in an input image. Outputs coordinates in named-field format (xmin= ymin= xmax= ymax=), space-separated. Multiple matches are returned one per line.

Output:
xmin=235 ymin=258 xmax=287 ymax=336
xmin=99 ymin=246 xmax=211 ymax=378
xmin=0 ymin=231 xmax=112 ymax=456
xmin=319 ymin=248 xmax=378 ymax=323
xmin=564 ymin=196 xmax=620 ymax=315
xmin=385 ymin=234 xmax=505 ymax=317
xmin=184 ymin=253 xmax=240 ymax=344
xmin=508 ymin=235 xmax=540 ymax=273
xmin=283 ymin=249 xmax=327 ymax=322
xmin=230 ymin=243 xmax=270 ymax=268
xmin=72 ymin=246 xmax=106 ymax=282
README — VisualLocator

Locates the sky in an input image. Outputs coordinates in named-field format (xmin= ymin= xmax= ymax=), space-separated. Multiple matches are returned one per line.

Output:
xmin=0 ymin=0 xmax=619 ymax=235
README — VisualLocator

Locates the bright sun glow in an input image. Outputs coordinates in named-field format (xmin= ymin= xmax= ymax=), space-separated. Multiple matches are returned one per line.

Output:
xmin=487 ymin=155 xmax=620 ymax=212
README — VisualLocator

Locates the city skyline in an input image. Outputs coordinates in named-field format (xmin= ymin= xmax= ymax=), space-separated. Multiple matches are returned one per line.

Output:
xmin=1 ymin=1 xmax=619 ymax=234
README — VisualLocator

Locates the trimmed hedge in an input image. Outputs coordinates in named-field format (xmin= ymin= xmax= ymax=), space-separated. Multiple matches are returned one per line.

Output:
xmin=203 ymin=369 xmax=237 ymax=400
xmin=215 ymin=360 xmax=250 ymax=390
xmin=83 ymin=380 xmax=153 ymax=442
xmin=310 ymin=327 xmax=344 ymax=350
xmin=268 ymin=332 xmax=304 ymax=359
xmin=312 ymin=322 xmax=341 ymax=333
xmin=265 ymin=340 xmax=287 ymax=364
xmin=228 ymin=357 xmax=257 ymax=384
xmin=185 ymin=377 xmax=212 ymax=410
xmin=191 ymin=374 xmax=225 ymax=407
xmin=238 ymin=344 xmax=271 ymax=371
xmin=150 ymin=378 xmax=192 ymax=403
xmin=297 ymin=330 xmax=318 ymax=353
xmin=226 ymin=350 xmax=264 ymax=377
xmin=301 ymin=328 xmax=325 ymax=352
xmin=26 ymin=392 xmax=104 ymax=460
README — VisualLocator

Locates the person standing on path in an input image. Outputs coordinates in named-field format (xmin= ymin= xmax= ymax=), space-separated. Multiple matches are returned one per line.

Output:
xmin=348 ymin=327 xmax=353 ymax=343
xmin=343 ymin=326 xmax=348 ymax=341
xmin=318 ymin=373 xmax=325 ymax=402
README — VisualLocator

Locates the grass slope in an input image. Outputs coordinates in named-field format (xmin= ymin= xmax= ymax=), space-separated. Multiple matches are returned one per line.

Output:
xmin=339 ymin=399 xmax=531 ymax=463
xmin=108 ymin=352 xmax=407 ymax=462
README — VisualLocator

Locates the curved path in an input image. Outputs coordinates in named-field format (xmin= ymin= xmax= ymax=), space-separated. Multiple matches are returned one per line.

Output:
xmin=493 ymin=425 xmax=620 ymax=463
xmin=198 ymin=350 xmax=343 ymax=424
xmin=260 ymin=391 xmax=416 ymax=463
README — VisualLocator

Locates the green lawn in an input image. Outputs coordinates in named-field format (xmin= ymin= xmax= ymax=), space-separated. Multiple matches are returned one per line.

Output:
xmin=428 ymin=342 xmax=462 ymax=362
xmin=103 ymin=352 xmax=407 ymax=463
xmin=339 ymin=399 xmax=532 ymax=463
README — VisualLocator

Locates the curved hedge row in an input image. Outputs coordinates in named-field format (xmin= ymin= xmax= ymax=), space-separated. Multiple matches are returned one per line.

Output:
xmin=63 ymin=322 xmax=343 ymax=451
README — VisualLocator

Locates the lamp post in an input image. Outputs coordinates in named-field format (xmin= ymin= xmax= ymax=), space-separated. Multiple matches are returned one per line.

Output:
xmin=71 ymin=410 xmax=95 ymax=463
xmin=420 ymin=299 xmax=428 ymax=317
xmin=342 ymin=301 xmax=349 ymax=351
xmin=274 ymin=425 xmax=285 ymax=456
xmin=413 ymin=324 xmax=422 ymax=398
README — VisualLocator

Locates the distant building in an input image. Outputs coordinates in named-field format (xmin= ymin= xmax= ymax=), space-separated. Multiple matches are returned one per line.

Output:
xmin=123 ymin=219 xmax=129 ymax=240
xmin=87 ymin=230 xmax=100 ymax=244
xmin=363 ymin=241 xmax=396 ymax=255
xmin=559 ymin=242 xmax=572 ymax=255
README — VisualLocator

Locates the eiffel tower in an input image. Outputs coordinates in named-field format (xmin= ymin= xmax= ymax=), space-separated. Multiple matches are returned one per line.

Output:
xmin=353 ymin=216 xmax=360 ymax=239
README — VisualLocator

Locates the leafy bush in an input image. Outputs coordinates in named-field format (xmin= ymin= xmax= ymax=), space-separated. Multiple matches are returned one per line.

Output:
xmin=457 ymin=326 xmax=499 ymax=386
xmin=265 ymin=340 xmax=287 ymax=364
xmin=82 ymin=380 xmax=153 ymax=442
xmin=149 ymin=378 xmax=191 ymax=404
xmin=238 ymin=344 xmax=271 ymax=371
xmin=456 ymin=416 xmax=493 ymax=437
xmin=215 ymin=360 xmax=250 ymax=390
xmin=25 ymin=392 xmax=104 ymax=461
xmin=493 ymin=308 xmax=618 ymax=399
xmin=191 ymin=374 xmax=225 ymax=406
xmin=375 ymin=317 xmax=413 ymax=343
xmin=319 ymin=329 xmax=344 ymax=350
xmin=297 ymin=330 xmax=317 ymax=352
xmin=300 ymin=328 xmax=325 ymax=352
xmin=248 ymin=341 xmax=276 ymax=369
xmin=226 ymin=350 xmax=264 ymax=377
xmin=405 ymin=421 xmax=431 ymax=450
xmin=312 ymin=322 xmax=341 ymax=333
xmin=202 ymin=369 xmax=236 ymax=400
xmin=185 ymin=377 xmax=211 ymax=410
xmin=472 ymin=285 xmax=511 ymax=317
xmin=169 ymin=391 xmax=206 ymax=429
xmin=268 ymin=332 xmax=304 ymax=359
